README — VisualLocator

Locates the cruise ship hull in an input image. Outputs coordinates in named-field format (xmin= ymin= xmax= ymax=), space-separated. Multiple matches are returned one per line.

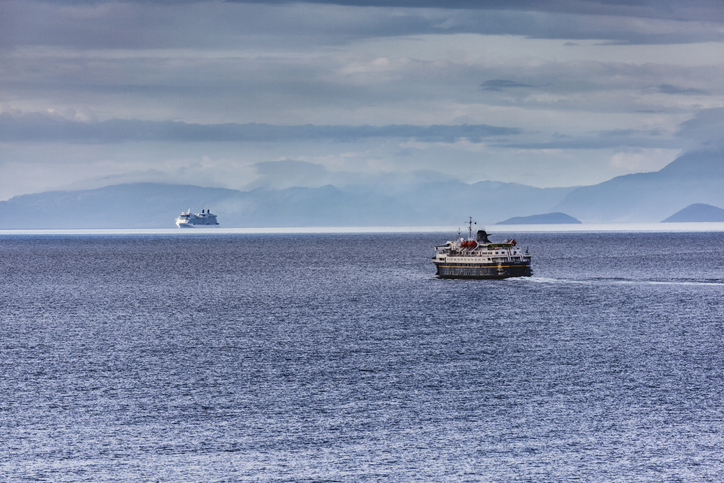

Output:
xmin=435 ymin=261 xmax=532 ymax=279
xmin=176 ymin=222 xmax=217 ymax=228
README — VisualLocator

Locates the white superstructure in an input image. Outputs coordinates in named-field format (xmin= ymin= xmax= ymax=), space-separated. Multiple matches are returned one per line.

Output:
xmin=175 ymin=209 xmax=219 ymax=228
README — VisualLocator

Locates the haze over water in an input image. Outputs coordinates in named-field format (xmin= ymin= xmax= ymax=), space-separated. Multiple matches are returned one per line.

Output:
xmin=1 ymin=231 xmax=723 ymax=481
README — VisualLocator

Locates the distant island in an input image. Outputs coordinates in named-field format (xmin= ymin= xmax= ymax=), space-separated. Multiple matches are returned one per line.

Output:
xmin=662 ymin=203 xmax=724 ymax=222
xmin=496 ymin=212 xmax=581 ymax=225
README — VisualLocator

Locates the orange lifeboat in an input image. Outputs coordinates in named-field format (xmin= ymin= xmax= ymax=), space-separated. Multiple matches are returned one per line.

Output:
xmin=461 ymin=240 xmax=477 ymax=249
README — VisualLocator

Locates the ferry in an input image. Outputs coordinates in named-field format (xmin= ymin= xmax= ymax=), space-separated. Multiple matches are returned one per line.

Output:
xmin=433 ymin=218 xmax=532 ymax=279
xmin=175 ymin=209 xmax=219 ymax=228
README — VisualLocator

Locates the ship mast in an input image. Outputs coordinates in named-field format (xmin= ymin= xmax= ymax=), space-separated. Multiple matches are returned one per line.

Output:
xmin=467 ymin=216 xmax=476 ymax=240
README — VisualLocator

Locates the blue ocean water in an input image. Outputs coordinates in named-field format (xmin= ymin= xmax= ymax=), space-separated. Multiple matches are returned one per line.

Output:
xmin=1 ymin=231 xmax=723 ymax=482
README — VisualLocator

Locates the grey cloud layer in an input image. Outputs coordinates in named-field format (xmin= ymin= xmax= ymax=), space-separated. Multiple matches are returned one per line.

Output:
xmin=3 ymin=0 xmax=722 ymax=128
xmin=0 ymin=112 xmax=520 ymax=143
xmin=4 ymin=47 xmax=720 ymax=127
xmin=2 ymin=0 xmax=723 ymax=49
xmin=477 ymin=62 xmax=723 ymax=112
xmin=27 ymin=0 xmax=724 ymax=24
xmin=504 ymin=130 xmax=679 ymax=150
xmin=0 ymin=111 xmax=695 ymax=152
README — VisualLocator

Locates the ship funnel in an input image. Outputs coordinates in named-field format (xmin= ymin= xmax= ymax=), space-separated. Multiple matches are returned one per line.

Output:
xmin=476 ymin=230 xmax=491 ymax=243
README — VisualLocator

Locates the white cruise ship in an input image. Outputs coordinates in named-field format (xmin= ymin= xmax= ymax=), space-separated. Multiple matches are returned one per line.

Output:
xmin=175 ymin=209 xmax=219 ymax=228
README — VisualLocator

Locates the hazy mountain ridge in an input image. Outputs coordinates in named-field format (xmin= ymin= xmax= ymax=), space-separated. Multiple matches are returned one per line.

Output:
xmin=0 ymin=180 xmax=576 ymax=229
xmin=554 ymin=150 xmax=724 ymax=222
xmin=0 ymin=184 xmax=239 ymax=229
xmin=497 ymin=213 xmax=581 ymax=225
xmin=1 ymin=150 xmax=721 ymax=228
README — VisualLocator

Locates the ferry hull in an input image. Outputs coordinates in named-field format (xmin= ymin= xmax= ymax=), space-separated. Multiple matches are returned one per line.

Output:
xmin=435 ymin=262 xmax=532 ymax=279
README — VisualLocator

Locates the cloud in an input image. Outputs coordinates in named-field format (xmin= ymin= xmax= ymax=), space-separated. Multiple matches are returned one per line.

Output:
xmin=5 ymin=44 xmax=721 ymax=129
xmin=656 ymin=84 xmax=708 ymax=95
xmin=243 ymin=159 xmax=465 ymax=193
xmin=677 ymin=108 xmax=724 ymax=150
xmin=502 ymin=128 xmax=678 ymax=150
xmin=229 ymin=0 xmax=724 ymax=26
xmin=248 ymin=159 xmax=331 ymax=189
xmin=472 ymin=61 xmax=724 ymax=116
xmin=2 ymin=0 xmax=724 ymax=52
xmin=480 ymin=79 xmax=535 ymax=91
xmin=0 ymin=111 xmax=521 ymax=143
xmin=608 ymin=148 xmax=681 ymax=173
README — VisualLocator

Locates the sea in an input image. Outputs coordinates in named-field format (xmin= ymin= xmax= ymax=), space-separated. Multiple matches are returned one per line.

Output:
xmin=1 ymin=229 xmax=723 ymax=482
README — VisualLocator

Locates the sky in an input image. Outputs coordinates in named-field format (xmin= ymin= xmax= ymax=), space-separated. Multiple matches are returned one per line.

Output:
xmin=1 ymin=0 xmax=724 ymax=200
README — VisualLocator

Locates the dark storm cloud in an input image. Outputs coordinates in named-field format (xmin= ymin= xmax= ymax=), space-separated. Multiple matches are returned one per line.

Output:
xmin=0 ymin=112 xmax=521 ymax=143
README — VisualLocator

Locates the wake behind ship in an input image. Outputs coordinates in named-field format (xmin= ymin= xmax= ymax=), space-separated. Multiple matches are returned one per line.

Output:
xmin=433 ymin=219 xmax=532 ymax=279
xmin=175 ymin=209 xmax=219 ymax=228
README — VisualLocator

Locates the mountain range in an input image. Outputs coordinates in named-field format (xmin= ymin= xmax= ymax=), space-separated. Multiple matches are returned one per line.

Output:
xmin=497 ymin=213 xmax=581 ymax=225
xmin=553 ymin=150 xmax=724 ymax=223
xmin=1 ymin=150 xmax=722 ymax=228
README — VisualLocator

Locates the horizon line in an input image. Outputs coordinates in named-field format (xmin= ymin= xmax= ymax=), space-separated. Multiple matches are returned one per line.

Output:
xmin=2 ymin=222 xmax=724 ymax=236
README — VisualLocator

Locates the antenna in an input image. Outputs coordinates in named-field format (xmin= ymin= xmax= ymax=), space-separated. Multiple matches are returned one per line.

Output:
xmin=467 ymin=216 xmax=476 ymax=240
